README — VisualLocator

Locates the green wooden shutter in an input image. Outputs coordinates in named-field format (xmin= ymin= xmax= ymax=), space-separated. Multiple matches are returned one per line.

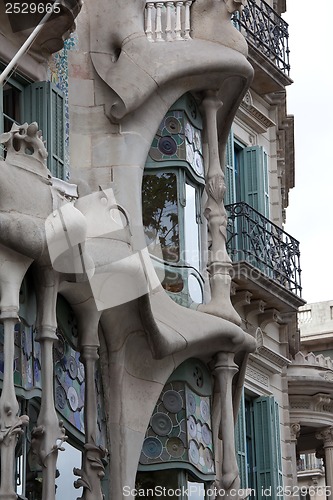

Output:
xmin=225 ymin=129 xmax=236 ymax=206
xmin=234 ymin=391 xmax=248 ymax=489
xmin=0 ymin=84 xmax=3 ymax=157
xmin=24 ymin=81 xmax=65 ymax=179
xmin=239 ymin=146 xmax=270 ymax=217
xmin=253 ymin=396 xmax=283 ymax=499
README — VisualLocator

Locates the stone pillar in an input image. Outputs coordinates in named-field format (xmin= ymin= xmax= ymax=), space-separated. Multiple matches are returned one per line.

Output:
xmin=213 ymin=352 xmax=240 ymax=499
xmin=289 ymin=423 xmax=300 ymax=485
xmin=316 ymin=427 xmax=333 ymax=500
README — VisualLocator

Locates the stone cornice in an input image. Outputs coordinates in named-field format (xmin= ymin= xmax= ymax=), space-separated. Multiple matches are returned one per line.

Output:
xmin=290 ymin=394 xmax=333 ymax=427
xmin=236 ymin=90 xmax=276 ymax=134
xmin=252 ymin=327 xmax=291 ymax=374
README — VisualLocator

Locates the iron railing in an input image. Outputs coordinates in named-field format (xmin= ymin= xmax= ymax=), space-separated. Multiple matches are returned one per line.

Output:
xmin=233 ymin=0 xmax=290 ymax=76
xmin=226 ymin=202 xmax=302 ymax=297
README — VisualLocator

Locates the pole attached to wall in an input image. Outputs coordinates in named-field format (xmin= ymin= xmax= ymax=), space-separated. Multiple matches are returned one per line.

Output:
xmin=0 ymin=0 xmax=60 ymax=86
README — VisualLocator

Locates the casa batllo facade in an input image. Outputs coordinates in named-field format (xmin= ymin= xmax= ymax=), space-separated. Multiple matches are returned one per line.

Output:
xmin=0 ymin=0 xmax=316 ymax=499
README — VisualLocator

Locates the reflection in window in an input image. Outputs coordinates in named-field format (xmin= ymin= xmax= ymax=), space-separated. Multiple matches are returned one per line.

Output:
xmin=142 ymin=172 xmax=179 ymax=263
xmin=188 ymin=274 xmax=203 ymax=304
xmin=56 ymin=442 xmax=82 ymax=498
xmin=184 ymin=183 xmax=200 ymax=271
xmin=187 ymin=481 xmax=205 ymax=499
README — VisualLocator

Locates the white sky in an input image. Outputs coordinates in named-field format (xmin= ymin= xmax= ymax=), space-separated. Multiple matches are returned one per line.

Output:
xmin=282 ymin=1 xmax=333 ymax=304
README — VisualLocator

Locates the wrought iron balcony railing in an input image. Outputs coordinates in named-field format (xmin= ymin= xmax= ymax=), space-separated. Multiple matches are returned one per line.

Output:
xmin=226 ymin=202 xmax=302 ymax=297
xmin=233 ymin=0 xmax=290 ymax=76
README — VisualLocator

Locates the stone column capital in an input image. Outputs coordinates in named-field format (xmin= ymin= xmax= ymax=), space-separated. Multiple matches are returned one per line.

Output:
xmin=290 ymin=422 xmax=301 ymax=441
xmin=316 ymin=427 xmax=333 ymax=448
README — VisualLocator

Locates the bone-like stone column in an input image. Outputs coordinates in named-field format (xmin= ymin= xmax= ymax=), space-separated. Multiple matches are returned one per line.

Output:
xmin=213 ymin=352 xmax=240 ymax=499
xmin=73 ymin=297 xmax=107 ymax=500
xmin=198 ymin=91 xmax=241 ymax=326
xmin=316 ymin=427 xmax=333 ymax=500
xmin=0 ymin=245 xmax=31 ymax=499
xmin=32 ymin=267 xmax=67 ymax=500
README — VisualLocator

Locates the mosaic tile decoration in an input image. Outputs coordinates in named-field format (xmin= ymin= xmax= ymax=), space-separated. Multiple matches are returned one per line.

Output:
xmin=48 ymin=33 xmax=78 ymax=179
xmin=147 ymin=109 xmax=204 ymax=180
xmin=139 ymin=380 xmax=214 ymax=476
xmin=54 ymin=327 xmax=85 ymax=433
xmin=0 ymin=323 xmax=42 ymax=391
xmin=185 ymin=386 xmax=214 ymax=474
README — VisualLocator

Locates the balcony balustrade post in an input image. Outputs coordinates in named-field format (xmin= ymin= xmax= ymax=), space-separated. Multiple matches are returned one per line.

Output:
xmin=165 ymin=1 xmax=174 ymax=41
xmin=155 ymin=2 xmax=164 ymax=42
xmin=175 ymin=1 xmax=183 ymax=40
xmin=145 ymin=2 xmax=155 ymax=41
xmin=184 ymin=1 xmax=192 ymax=39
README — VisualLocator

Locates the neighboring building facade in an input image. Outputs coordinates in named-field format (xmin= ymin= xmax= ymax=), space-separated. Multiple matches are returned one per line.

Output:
xmin=289 ymin=301 xmax=333 ymax=500
xmin=0 ymin=1 xmax=307 ymax=499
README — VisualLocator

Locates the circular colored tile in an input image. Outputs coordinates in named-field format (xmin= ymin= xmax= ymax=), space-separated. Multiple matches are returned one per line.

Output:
xmin=204 ymin=448 xmax=214 ymax=470
xmin=200 ymin=400 xmax=210 ymax=421
xmin=185 ymin=122 xmax=193 ymax=143
xmin=166 ymin=437 xmax=185 ymax=458
xmin=186 ymin=142 xmax=194 ymax=164
xmin=163 ymin=390 xmax=183 ymax=413
xmin=68 ymin=356 xmax=78 ymax=379
xmin=165 ymin=116 xmax=181 ymax=134
xmin=151 ymin=412 xmax=173 ymax=436
xmin=142 ymin=437 xmax=162 ymax=459
xmin=187 ymin=415 xmax=197 ymax=438
xmin=67 ymin=386 xmax=79 ymax=411
xmin=189 ymin=439 xmax=200 ymax=465
xmin=158 ymin=136 xmax=177 ymax=156
xmin=56 ymin=385 xmax=66 ymax=410
xmin=187 ymin=392 xmax=196 ymax=415
xmin=201 ymin=423 xmax=212 ymax=446
xmin=194 ymin=129 xmax=201 ymax=151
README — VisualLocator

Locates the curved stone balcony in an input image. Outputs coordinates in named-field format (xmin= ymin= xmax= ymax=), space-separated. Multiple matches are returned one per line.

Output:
xmin=288 ymin=352 xmax=333 ymax=429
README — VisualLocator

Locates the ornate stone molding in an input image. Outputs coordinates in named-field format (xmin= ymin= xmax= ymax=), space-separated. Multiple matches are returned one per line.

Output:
xmin=251 ymin=328 xmax=291 ymax=374
xmin=316 ymin=427 xmax=333 ymax=448
xmin=290 ymin=422 xmax=301 ymax=441
xmin=246 ymin=365 xmax=269 ymax=387
xmin=237 ymin=91 xmax=276 ymax=134
xmin=290 ymin=394 xmax=333 ymax=415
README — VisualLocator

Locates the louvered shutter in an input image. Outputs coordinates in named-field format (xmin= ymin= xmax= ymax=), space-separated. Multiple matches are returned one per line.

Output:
xmin=24 ymin=81 xmax=65 ymax=179
xmin=224 ymin=129 xmax=236 ymax=206
xmin=253 ymin=396 xmax=283 ymax=499
xmin=0 ymin=85 xmax=3 ymax=157
xmin=239 ymin=146 xmax=270 ymax=217
xmin=234 ymin=391 xmax=248 ymax=489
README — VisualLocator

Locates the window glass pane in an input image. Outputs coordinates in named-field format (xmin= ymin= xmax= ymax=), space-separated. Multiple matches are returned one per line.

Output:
xmin=188 ymin=274 xmax=203 ymax=304
xmin=187 ymin=481 xmax=205 ymax=499
xmin=3 ymin=82 xmax=21 ymax=131
xmin=56 ymin=442 xmax=82 ymax=498
xmin=184 ymin=183 xmax=200 ymax=271
xmin=143 ymin=172 xmax=179 ymax=263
